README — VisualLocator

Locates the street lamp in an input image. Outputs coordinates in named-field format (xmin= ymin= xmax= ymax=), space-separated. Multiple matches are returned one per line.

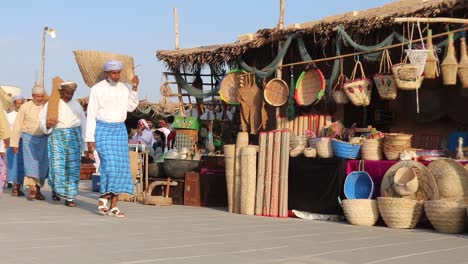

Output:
xmin=41 ymin=26 xmax=56 ymax=91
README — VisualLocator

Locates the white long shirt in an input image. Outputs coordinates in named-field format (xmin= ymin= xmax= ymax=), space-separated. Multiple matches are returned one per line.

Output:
xmin=6 ymin=111 xmax=17 ymax=130
xmin=85 ymin=80 xmax=138 ymax=142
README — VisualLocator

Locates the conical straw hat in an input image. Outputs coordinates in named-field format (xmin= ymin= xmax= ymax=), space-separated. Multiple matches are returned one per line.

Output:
xmin=381 ymin=160 xmax=439 ymax=201
xmin=393 ymin=167 xmax=419 ymax=196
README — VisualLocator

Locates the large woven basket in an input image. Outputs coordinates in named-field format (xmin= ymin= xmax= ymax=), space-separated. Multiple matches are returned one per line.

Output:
xmin=294 ymin=68 xmax=325 ymax=106
xmin=73 ymin=50 xmax=135 ymax=88
xmin=343 ymin=61 xmax=372 ymax=106
xmin=391 ymin=62 xmax=424 ymax=90
xmin=424 ymin=30 xmax=439 ymax=79
xmin=377 ymin=197 xmax=424 ymax=229
xmin=332 ymin=139 xmax=361 ymax=159
xmin=458 ymin=37 xmax=468 ymax=88
xmin=264 ymin=78 xmax=289 ymax=107
xmin=426 ymin=158 xmax=468 ymax=199
xmin=441 ymin=33 xmax=458 ymax=86
xmin=342 ymin=199 xmax=379 ymax=226
xmin=425 ymin=199 xmax=467 ymax=234
xmin=332 ymin=73 xmax=349 ymax=104
xmin=219 ymin=70 xmax=244 ymax=105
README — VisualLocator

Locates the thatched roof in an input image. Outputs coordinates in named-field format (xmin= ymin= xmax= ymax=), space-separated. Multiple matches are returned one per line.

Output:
xmin=156 ymin=0 xmax=466 ymax=71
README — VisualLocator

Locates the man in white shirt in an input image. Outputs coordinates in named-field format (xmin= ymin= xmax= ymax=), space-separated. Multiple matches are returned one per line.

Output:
xmin=86 ymin=60 xmax=139 ymax=217
xmin=39 ymin=82 xmax=86 ymax=207
xmin=6 ymin=95 xmax=25 ymax=196
xmin=132 ymin=118 xmax=155 ymax=159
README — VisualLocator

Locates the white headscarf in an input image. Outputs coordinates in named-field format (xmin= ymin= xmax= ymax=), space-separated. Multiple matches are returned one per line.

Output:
xmin=103 ymin=60 xmax=123 ymax=72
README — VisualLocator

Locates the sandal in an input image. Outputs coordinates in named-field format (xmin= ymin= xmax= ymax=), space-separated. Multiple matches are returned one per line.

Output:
xmin=97 ymin=198 xmax=109 ymax=215
xmin=65 ymin=200 xmax=77 ymax=207
xmin=35 ymin=192 xmax=46 ymax=201
xmin=108 ymin=207 xmax=125 ymax=218
xmin=51 ymin=191 xmax=61 ymax=201
xmin=28 ymin=189 xmax=36 ymax=201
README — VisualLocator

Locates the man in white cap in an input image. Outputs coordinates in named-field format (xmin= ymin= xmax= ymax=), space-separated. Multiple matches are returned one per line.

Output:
xmin=39 ymin=82 xmax=86 ymax=207
xmin=132 ymin=118 xmax=155 ymax=158
xmin=11 ymin=84 xmax=48 ymax=201
xmin=6 ymin=95 xmax=25 ymax=196
xmin=86 ymin=59 xmax=139 ymax=217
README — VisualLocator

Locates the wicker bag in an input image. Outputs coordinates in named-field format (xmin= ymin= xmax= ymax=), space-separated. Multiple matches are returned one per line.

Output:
xmin=458 ymin=37 xmax=468 ymax=88
xmin=441 ymin=33 xmax=458 ymax=86
xmin=406 ymin=21 xmax=429 ymax=77
xmin=424 ymin=29 xmax=439 ymax=79
xmin=373 ymin=49 xmax=397 ymax=100
xmin=332 ymin=59 xmax=350 ymax=104
xmin=73 ymin=50 xmax=135 ymax=88
xmin=343 ymin=61 xmax=372 ymax=106
xmin=392 ymin=55 xmax=424 ymax=90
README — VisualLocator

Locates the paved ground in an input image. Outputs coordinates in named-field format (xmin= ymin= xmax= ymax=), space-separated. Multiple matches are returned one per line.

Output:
xmin=1 ymin=182 xmax=467 ymax=264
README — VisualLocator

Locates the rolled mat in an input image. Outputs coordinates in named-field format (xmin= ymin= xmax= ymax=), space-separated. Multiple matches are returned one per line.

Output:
xmin=224 ymin=144 xmax=236 ymax=213
xmin=47 ymin=76 xmax=63 ymax=122
xmin=270 ymin=131 xmax=282 ymax=217
xmin=234 ymin=132 xmax=249 ymax=214
xmin=279 ymin=130 xmax=290 ymax=217
xmin=255 ymin=133 xmax=267 ymax=215
xmin=240 ymin=145 xmax=258 ymax=215
xmin=263 ymin=132 xmax=274 ymax=216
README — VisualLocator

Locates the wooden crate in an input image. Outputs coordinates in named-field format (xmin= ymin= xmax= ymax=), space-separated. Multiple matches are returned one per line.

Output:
xmin=183 ymin=170 xmax=227 ymax=207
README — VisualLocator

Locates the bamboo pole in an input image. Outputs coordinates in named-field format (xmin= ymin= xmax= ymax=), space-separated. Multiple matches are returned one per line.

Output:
xmin=174 ymin=8 xmax=179 ymax=50
xmin=394 ymin=17 xmax=468 ymax=24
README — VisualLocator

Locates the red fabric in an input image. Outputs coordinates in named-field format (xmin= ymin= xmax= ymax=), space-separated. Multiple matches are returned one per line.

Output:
xmin=167 ymin=130 xmax=176 ymax=148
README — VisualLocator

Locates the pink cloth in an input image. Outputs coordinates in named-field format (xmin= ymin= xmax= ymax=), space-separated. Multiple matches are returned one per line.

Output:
xmin=346 ymin=159 xmax=468 ymax=197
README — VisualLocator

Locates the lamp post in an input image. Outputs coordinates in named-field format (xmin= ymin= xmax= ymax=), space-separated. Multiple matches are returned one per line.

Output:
xmin=40 ymin=26 xmax=56 ymax=90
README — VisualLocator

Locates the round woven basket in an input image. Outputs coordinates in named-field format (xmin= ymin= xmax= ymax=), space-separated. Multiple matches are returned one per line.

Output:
xmin=427 ymin=158 xmax=468 ymax=199
xmin=425 ymin=199 xmax=467 ymax=234
xmin=73 ymin=50 xmax=135 ymax=88
xmin=264 ymin=78 xmax=289 ymax=107
xmin=377 ymin=197 xmax=424 ymax=229
xmin=342 ymin=199 xmax=379 ymax=226
xmin=219 ymin=70 xmax=244 ymax=105
xmin=316 ymin=138 xmax=333 ymax=158
xmin=294 ymin=68 xmax=325 ymax=106
xmin=381 ymin=160 xmax=439 ymax=201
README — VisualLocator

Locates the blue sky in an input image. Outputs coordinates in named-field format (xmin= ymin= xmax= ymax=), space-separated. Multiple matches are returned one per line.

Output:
xmin=0 ymin=0 xmax=394 ymax=101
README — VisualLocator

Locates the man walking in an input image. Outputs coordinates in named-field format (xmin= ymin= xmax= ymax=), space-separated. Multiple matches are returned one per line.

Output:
xmin=11 ymin=85 xmax=48 ymax=201
xmin=6 ymin=95 xmax=25 ymax=196
xmin=86 ymin=60 xmax=139 ymax=217
xmin=39 ymin=82 xmax=86 ymax=207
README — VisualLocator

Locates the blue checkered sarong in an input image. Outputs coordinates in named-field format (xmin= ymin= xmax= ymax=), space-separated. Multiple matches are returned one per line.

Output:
xmin=48 ymin=127 xmax=81 ymax=200
xmin=6 ymin=140 xmax=25 ymax=184
xmin=95 ymin=120 xmax=133 ymax=195
xmin=22 ymin=133 xmax=48 ymax=183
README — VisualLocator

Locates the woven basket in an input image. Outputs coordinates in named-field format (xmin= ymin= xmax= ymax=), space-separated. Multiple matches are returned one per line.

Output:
xmin=427 ymin=158 xmax=468 ymax=199
xmin=46 ymin=76 xmax=63 ymax=122
xmin=361 ymin=139 xmax=383 ymax=161
xmin=424 ymin=30 xmax=439 ymax=79
xmin=303 ymin=148 xmax=317 ymax=158
xmin=407 ymin=49 xmax=429 ymax=77
xmin=344 ymin=161 xmax=374 ymax=199
xmin=425 ymin=199 xmax=467 ymax=234
xmin=73 ymin=50 xmax=135 ymax=88
xmin=342 ymin=199 xmax=379 ymax=226
xmin=294 ymin=67 xmax=326 ymax=106
xmin=373 ymin=50 xmax=397 ymax=100
xmin=332 ymin=139 xmax=361 ymax=159
xmin=332 ymin=73 xmax=350 ymax=104
xmin=391 ymin=54 xmax=424 ymax=90
xmin=458 ymin=37 xmax=468 ymax=88
xmin=219 ymin=70 xmax=244 ymax=105
xmin=264 ymin=78 xmax=289 ymax=107
xmin=316 ymin=138 xmax=333 ymax=158
xmin=393 ymin=167 xmax=419 ymax=197
xmin=441 ymin=33 xmax=458 ymax=86
xmin=377 ymin=197 xmax=424 ymax=229
xmin=343 ymin=61 xmax=372 ymax=106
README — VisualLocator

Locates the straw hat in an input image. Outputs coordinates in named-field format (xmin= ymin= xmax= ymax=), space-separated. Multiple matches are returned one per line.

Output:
xmin=264 ymin=78 xmax=289 ymax=107
xmin=294 ymin=68 xmax=325 ymax=106
xmin=381 ymin=160 xmax=439 ymax=201
xmin=393 ymin=167 xmax=419 ymax=196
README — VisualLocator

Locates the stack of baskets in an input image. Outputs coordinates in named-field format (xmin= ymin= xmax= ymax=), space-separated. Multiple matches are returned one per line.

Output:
xmin=425 ymin=199 xmax=467 ymax=234
xmin=382 ymin=133 xmax=412 ymax=160
xmin=331 ymin=139 xmax=361 ymax=159
xmin=361 ymin=138 xmax=383 ymax=160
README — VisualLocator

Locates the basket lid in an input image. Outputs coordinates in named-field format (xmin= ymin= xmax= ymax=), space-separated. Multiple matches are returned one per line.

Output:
xmin=294 ymin=68 xmax=326 ymax=106
xmin=264 ymin=78 xmax=289 ymax=107
xmin=219 ymin=70 xmax=244 ymax=105
xmin=73 ymin=50 xmax=135 ymax=88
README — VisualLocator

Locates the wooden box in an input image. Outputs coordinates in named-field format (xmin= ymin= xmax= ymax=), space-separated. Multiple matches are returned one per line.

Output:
xmin=184 ymin=172 xmax=201 ymax=206
xmin=201 ymin=155 xmax=225 ymax=170
xmin=184 ymin=170 xmax=227 ymax=207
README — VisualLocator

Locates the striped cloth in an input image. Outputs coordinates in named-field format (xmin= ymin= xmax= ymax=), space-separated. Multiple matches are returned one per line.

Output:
xmin=48 ymin=127 xmax=81 ymax=201
xmin=22 ymin=133 xmax=48 ymax=183
xmin=6 ymin=141 xmax=25 ymax=184
xmin=95 ymin=120 xmax=133 ymax=195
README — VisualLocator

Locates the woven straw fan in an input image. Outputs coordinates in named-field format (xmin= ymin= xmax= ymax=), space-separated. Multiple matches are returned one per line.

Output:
xmin=47 ymin=76 xmax=63 ymax=122
xmin=73 ymin=50 xmax=135 ymax=88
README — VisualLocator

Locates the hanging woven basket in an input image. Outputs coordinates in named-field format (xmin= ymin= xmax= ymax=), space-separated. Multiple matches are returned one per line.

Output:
xmin=457 ymin=37 xmax=468 ymax=88
xmin=73 ymin=50 xmax=135 ymax=88
xmin=441 ymin=33 xmax=458 ymax=86
xmin=294 ymin=67 xmax=326 ymax=106
xmin=373 ymin=49 xmax=397 ymax=100
xmin=343 ymin=61 xmax=372 ymax=106
xmin=264 ymin=78 xmax=289 ymax=107
xmin=219 ymin=70 xmax=244 ymax=105
xmin=424 ymin=29 xmax=439 ymax=79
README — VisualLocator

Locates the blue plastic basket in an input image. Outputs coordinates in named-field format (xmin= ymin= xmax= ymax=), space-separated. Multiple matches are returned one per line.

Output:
xmin=332 ymin=139 xmax=361 ymax=159
xmin=344 ymin=170 xmax=375 ymax=199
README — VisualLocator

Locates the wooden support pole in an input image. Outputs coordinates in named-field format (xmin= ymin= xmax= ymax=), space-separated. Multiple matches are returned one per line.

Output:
xmin=394 ymin=17 xmax=468 ymax=24
xmin=174 ymin=7 xmax=179 ymax=50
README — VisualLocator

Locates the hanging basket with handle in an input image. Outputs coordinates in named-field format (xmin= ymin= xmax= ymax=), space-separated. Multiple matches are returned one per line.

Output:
xmin=373 ymin=49 xmax=397 ymax=100
xmin=392 ymin=54 xmax=424 ymax=90
xmin=406 ymin=21 xmax=429 ymax=77
xmin=332 ymin=58 xmax=350 ymax=104
xmin=458 ymin=37 xmax=468 ymax=88
xmin=343 ymin=60 xmax=372 ymax=106
xmin=441 ymin=32 xmax=459 ymax=86
xmin=424 ymin=29 xmax=439 ymax=79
